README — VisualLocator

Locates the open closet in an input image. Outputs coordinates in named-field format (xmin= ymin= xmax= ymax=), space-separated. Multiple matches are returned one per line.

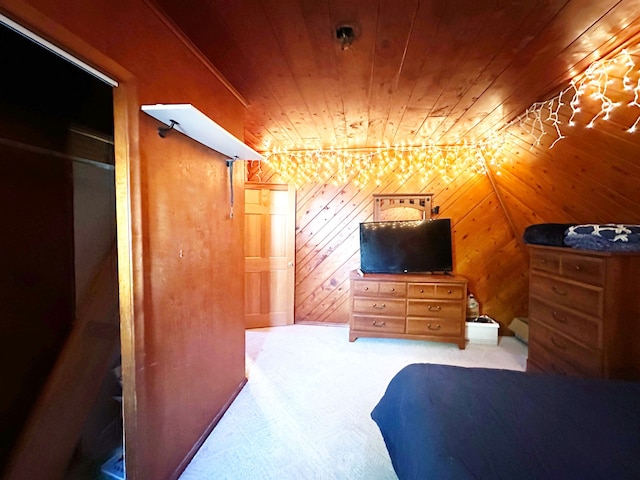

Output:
xmin=0 ymin=22 xmax=121 ymax=478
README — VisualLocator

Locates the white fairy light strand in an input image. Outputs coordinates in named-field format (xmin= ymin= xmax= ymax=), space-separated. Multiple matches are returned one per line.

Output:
xmin=510 ymin=45 xmax=640 ymax=149
xmin=262 ymin=138 xmax=506 ymax=188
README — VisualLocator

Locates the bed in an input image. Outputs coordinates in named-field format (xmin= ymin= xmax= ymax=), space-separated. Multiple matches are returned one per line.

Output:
xmin=371 ymin=363 xmax=640 ymax=479
xmin=522 ymin=222 xmax=640 ymax=251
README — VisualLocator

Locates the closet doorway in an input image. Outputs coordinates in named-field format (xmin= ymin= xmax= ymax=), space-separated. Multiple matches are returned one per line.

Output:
xmin=0 ymin=20 xmax=120 ymax=479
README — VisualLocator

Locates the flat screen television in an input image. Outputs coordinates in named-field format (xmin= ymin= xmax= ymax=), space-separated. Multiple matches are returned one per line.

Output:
xmin=359 ymin=218 xmax=453 ymax=274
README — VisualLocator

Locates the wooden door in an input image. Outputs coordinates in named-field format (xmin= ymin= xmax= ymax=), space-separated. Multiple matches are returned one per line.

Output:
xmin=244 ymin=182 xmax=296 ymax=328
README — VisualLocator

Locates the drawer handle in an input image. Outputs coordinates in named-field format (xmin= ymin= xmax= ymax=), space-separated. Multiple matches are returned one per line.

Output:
xmin=551 ymin=335 xmax=567 ymax=350
xmin=419 ymin=289 xmax=424 ymax=293
xmin=574 ymin=265 xmax=581 ymax=271
xmin=551 ymin=311 xmax=568 ymax=323
xmin=428 ymin=305 xmax=441 ymax=311
xmin=447 ymin=289 xmax=452 ymax=294
xmin=363 ymin=287 xmax=369 ymax=291
xmin=372 ymin=303 xmax=386 ymax=309
xmin=390 ymin=288 xmax=395 ymax=292
xmin=428 ymin=324 xmax=441 ymax=331
xmin=540 ymin=259 xmax=546 ymax=265
xmin=552 ymin=285 xmax=567 ymax=296
xmin=371 ymin=321 xmax=386 ymax=327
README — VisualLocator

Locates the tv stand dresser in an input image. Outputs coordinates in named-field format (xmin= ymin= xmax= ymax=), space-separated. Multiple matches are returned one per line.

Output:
xmin=349 ymin=270 xmax=468 ymax=349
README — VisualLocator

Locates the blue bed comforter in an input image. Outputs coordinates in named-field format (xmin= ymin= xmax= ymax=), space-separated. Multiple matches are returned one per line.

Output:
xmin=371 ymin=364 xmax=640 ymax=480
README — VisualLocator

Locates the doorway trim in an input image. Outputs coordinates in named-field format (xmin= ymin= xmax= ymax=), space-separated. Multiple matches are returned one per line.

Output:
xmin=0 ymin=13 xmax=118 ymax=87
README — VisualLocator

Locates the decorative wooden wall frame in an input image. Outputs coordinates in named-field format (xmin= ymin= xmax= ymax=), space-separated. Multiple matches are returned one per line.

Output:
xmin=373 ymin=193 xmax=434 ymax=221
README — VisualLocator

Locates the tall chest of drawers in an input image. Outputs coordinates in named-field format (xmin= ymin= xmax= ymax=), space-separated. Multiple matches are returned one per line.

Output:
xmin=349 ymin=270 xmax=468 ymax=349
xmin=527 ymin=245 xmax=640 ymax=379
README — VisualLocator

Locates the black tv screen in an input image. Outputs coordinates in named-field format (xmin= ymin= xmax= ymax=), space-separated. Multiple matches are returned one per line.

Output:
xmin=359 ymin=218 xmax=453 ymax=274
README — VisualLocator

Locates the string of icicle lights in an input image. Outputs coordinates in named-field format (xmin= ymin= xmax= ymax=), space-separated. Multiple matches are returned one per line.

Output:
xmin=261 ymin=137 xmax=506 ymax=188
xmin=510 ymin=44 xmax=640 ymax=149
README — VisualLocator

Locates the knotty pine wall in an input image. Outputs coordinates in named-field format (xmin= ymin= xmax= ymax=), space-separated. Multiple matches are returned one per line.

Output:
xmin=496 ymin=78 xmax=640 ymax=246
xmin=248 ymin=49 xmax=640 ymax=335
xmin=248 ymin=161 xmax=530 ymax=333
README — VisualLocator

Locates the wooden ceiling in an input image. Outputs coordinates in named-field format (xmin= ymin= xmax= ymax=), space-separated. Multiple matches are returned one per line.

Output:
xmin=153 ymin=0 xmax=640 ymax=152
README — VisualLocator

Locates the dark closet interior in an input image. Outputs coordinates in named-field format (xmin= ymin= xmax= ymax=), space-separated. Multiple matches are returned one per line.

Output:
xmin=0 ymin=24 xmax=120 ymax=478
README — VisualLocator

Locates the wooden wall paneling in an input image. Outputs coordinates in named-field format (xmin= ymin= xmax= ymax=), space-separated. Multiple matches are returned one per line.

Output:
xmin=252 ymin=155 xmax=529 ymax=328
xmin=463 ymin=239 xmax=528 ymax=322
xmin=295 ymin=170 xmax=413 ymax=322
xmin=493 ymin=180 xmax=565 ymax=231
xmin=391 ymin=0 xmax=486 ymax=143
xmin=295 ymin=165 xmax=438 ymax=289
xmin=261 ymin=0 xmax=337 ymax=147
xmin=470 ymin=2 xmax=640 ymax=142
xmin=295 ymin=190 xmax=372 ymax=280
xmin=527 ymin=134 xmax=640 ymax=219
xmin=295 ymin=168 xmax=406 ymax=274
xmin=508 ymin=126 xmax=634 ymax=218
xmin=420 ymin=1 xmax=537 ymax=143
xmin=407 ymin=2 xmax=515 ymax=144
xmin=452 ymin=193 xmax=526 ymax=326
xmin=294 ymin=155 xmax=423 ymax=267
xmin=298 ymin=0 xmax=348 ymax=143
xmin=499 ymin=136 xmax=615 ymax=221
xmin=421 ymin=0 xmax=569 ymax=143
xmin=328 ymin=0 xmax=379 ymax=148
xmin=0 ymin=1 xmax=249 ymax=479
xmin=364 ymin=0 xmax=419 ymax=145
xmin=491 ymin=145 xmax=579 ymax=223
xmin=318 ymin=294 xmax=351 ymax=323
xmin=450 ymin=0 xmax=621 ymax=142
xmin=382 ymin=0 xmax=445 ymax=144
xmin=206 ymin=0 xmax=313 ymax=146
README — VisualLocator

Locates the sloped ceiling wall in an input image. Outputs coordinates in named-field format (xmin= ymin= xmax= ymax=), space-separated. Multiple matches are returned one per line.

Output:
xmin=250 ymin=37 xmax=640 ymax=331
xmin=497 ymin=98 xmax=640 ymax=230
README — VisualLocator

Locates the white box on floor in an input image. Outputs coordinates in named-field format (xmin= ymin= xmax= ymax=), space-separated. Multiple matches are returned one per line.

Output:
xmin=466 ymin=316 xmax=499 ymax=345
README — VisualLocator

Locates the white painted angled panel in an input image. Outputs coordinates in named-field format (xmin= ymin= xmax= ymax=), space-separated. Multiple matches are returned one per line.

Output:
xmin=141 ymin=103 xmax=263 ymax=161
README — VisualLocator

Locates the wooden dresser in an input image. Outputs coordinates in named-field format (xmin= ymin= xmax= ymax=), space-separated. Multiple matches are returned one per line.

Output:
xmin=527 ymin=245 xmax=640 ymax=379
xmin=349 ymin=270 xmax=468 ymax=349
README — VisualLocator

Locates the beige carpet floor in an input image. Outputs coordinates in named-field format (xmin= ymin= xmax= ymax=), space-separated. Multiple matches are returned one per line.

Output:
xmin=179 ymin=324 xmax=528 ymax=480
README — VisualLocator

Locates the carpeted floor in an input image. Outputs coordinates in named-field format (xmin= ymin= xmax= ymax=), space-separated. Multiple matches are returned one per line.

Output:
xmin=179 ymin=324 xmax=528 ymax=480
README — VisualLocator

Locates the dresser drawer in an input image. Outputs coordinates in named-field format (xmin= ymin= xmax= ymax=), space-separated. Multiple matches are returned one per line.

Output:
xmin=352 ymin=315 xmax=405 ymax=334
xmin=529 ymin=273 xmax=604 ymax=317
xmin=529 ymin=322 xmax=602 ymax=376
xmin=406 ymin=316 xmax=461 ymax=336
xmin=352 ymin=297 xmax=405 ymax=316
xmin=406 ymin=299 xmax=462 ymax=319
xmin=529 ymin=297 xmax=602 ymax=349
xmin=379 ymin=282 xmax=407 ymax=297
xmin=560 ymin=253 xmax=606 ymax=286
xmin=530 ymin=249 xmax=561 ymax=275
xmin=352 ymin=280 xmax=379 ymax=296
xmin=528 ymin=341 xmax=595 ymax=377
xmin=407 ymin=283 xmax=436 ymax=298
xmin=407 ymin=282 xmax=465 ymax=300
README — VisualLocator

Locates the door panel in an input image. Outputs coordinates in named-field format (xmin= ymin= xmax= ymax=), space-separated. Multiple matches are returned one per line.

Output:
xmin=244 ymin=183 xmax=295 ymax=328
